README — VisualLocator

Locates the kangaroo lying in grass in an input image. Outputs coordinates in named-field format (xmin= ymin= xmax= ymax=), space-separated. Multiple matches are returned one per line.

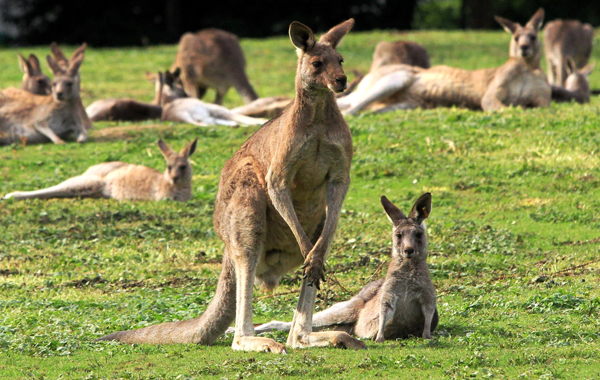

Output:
xmin=551 ymin=59 xmax=594 ymax=104
xmin=241 ymin=193 xmax=438 ymax=341
xmin=85 ymin=69 xmax=186 ymax=122
xmin=172 ymin=28 xmax=259 ymax=104
xmin=98 ymin=19 xmax=364 ymax=353
xmin=18 ymin=53 xmax=51 ymax=95
xmin=338 ymin=8 xmax=550 ymax=114
xmin=543 ymin=19 xmax=593 ymax=87
xmin=0 ymin=43 xmax=89 ymax=145
xmin=4 ymin=139 xmax=197 ymax=202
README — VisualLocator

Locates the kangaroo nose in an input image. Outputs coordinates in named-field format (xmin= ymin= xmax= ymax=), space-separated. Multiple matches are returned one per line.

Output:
xmin=336 ymin=76 xmax=347 ymax=88
xmin=404 ymin=247 xmax=415 ymax=256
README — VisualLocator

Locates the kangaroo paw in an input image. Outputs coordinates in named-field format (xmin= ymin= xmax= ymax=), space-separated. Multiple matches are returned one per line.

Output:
xmin=302 ymin=256 xmax=325 ymax=290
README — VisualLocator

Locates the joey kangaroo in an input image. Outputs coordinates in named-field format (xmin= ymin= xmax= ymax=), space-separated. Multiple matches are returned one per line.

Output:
xmin=543 ymin=19 xmax=593 ymax=87
xmin=172 ymin=28 xmax=259 ymax=104
xmin=551 ymin=60 xmax=594 ymax=104
xmin=85 ymin=69 xmax=186 ymax=122
xmin=4 ymin=139 xmax=197 ymax=202
xmin=97 ymin=19 xmax=365 ymax=353
xmin=18 ymin=53 xmax=51 ymax=95
xmin=370 ymin=40 xmax=431 ymax=71
xmin=244 ymin=193 xmax=438 ymax=341
xmin=338 ymin=9 xmax=550 ymax=114
xmin=0 ymin=44 xmax=89 ymax=145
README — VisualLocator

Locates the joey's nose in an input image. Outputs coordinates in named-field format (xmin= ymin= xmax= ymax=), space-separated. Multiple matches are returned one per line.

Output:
xmin=404 ymin=247 xmax=415 ymax=256
xmin=336 ymin=76 xmax=347 ymax=88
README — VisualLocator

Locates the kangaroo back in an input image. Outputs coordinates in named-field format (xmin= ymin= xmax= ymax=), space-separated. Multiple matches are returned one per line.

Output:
xmin=370 ymin=41 xmax=431 ymax=71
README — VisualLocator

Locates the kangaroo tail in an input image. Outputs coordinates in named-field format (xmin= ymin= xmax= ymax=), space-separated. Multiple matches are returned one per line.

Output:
xmin=229 ymin=114 xmax=268 ymax=126
xmin=4 ymin=175 xmax=105 ymax=200
xmin=97 ymin=255 xmax=237 ymax=344
xmin=229 ymin=68 xmax=259 ymax=104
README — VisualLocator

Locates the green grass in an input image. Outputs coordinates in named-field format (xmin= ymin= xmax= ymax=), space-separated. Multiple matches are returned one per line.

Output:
xmin=1 ymin=29 xmax=600 ymax=379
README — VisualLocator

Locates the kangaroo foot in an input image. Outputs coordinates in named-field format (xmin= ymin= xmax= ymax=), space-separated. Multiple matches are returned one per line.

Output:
xmin=232 ymin=336 xmax=287 ymax=354
xmin=302 ymin=255 xmax=325 ymax=289
xmin=288 ymin=331 xmax=366 ymax=350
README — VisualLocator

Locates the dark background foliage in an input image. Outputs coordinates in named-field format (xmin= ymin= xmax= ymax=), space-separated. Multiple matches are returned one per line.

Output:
xmin=0 ymin=0 xmax=598 ymax=46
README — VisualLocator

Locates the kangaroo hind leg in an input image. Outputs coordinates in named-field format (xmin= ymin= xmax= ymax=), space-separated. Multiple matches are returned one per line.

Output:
xmin=4 ymin=175 xmax=106 ymax=200
xmin=343 ymin=69 xmax=414 ymax=115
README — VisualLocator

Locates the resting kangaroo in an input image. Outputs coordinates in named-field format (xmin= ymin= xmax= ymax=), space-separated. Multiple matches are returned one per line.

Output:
xmin=551 ymin=60 xmax=594 ymax=104
xmin=338 ymin=8 xmax=550 ymax=114
xmin=4 ymin=139 xmax=197 ymax=202
xmin=543 ymin=19 xmax=593 ymax=87
xmin=97 ymin=19 xmax=365 ymax=353
xmin=244 ymin=193 xmax=438 ymax=341
xmin=172 ymin=28 xmax=259 ymax=104
xmin=18 ymin=53 xmax=51 ymax=95
xmin=370 ymin=40 xmax=431 ymax=71
xmin=0 ymin=44 xmax=89 ymax=145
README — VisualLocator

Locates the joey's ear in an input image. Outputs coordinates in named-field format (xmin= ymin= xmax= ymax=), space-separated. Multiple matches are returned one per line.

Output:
xmin=525 ymin=8 xmax=544 ymax=31
xmin=494 ymin=16 xmax=519 ymax=34
xmin=581 ymin=62 xmax=595 ymax=77
xmin=565 ymin=58 xmax=576 ymax=75
xmin=289 ymin=21 xmax=316 ymax=51
xmin=158 ymin=139 xmax=175 ymax=157
xmin=408 ymin=193 xmax=432 ymax=224
xmin=18 ymin=54 xmax=31 ymax=74
xmin=181 ymin=138 xmax=198 ymax=158
xmin=28 ymin=54 xmax=42 ymax=73
xmin=319 ymin=19 xmax=354 ymax=49
xmin=381 ymin=196 xmax=407 ymax=224
xmin=46 ymin=55 xmax=64 ymax=75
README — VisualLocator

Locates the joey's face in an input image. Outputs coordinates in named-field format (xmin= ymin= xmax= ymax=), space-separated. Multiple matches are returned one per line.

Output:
xmin=27 ymin=75 xmax=51 ymax=95
xmin=52 ymin=75 xmax=78 ymax=101
xmin=510 ymin=28 xmax=540 ymax=60
xmin=299 ymin=44 xmax=347 ymax=93
xmin=166 ymin=156 xmax=191 ymax=184
xmin=392 ymin=220 xmax=427 ymax=260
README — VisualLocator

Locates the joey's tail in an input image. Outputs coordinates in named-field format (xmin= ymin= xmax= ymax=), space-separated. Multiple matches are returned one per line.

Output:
xmin=97 ymin=255 xmax=236 ymax=344
xmin=4 ymin=176 xmax=105 ymax=200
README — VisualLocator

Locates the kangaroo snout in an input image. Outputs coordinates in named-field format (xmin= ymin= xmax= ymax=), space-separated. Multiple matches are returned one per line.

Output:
xmin=336 ymin=75 xmax=347 ymax=88
xmin=404 ymin=247 xmax=415 ymax=257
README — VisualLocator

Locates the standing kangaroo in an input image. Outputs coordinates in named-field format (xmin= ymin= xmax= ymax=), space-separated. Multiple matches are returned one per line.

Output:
xmin=18 ymin=53 xmax=51 ymax=95
xmin=338 ymin=9 xmax=550 ymax=114
xmin=98 ymin=19 xmax=365 ymax=353
xmin=245 ymin=194 xmax=438 ymax=341
xmin=551 ymin=60 xmax=595 ymax=104
xmin=4 ymin=139 xmax=197 ymax=202
xmin=172 ymin=29 xmax=259 ymax=105
xmin=370 ymin=41 xmax=431 ymax=71
xmin=543 ymin=19 xmax=594 ymax=87
xmin=0 ymin=44 xmax=89 ymax=145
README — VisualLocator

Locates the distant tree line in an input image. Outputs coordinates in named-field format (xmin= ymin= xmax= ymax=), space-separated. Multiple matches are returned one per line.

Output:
xmin=1 ymin=0 xmax=598 ymax=46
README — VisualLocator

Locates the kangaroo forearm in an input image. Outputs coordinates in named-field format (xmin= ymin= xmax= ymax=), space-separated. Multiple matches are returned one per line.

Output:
xmin=312 ymin=179 xmax=350 ymax=256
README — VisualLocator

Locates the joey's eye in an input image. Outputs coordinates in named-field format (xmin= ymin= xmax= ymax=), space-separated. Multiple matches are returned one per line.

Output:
xmin=415 ymin=232 xmax=423 ymax=239
xmin=312 ymin=61 xmax=323 ymax=68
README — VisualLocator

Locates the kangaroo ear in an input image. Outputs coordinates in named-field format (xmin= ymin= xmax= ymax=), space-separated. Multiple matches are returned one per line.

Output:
xmin=319 ymin=19 xmax=354 ymax=49
xmin=289 ymin=21 xmax=316 ymax=52
xmin=46 ymin=55 xmax=64 ymax=75
xmin=408 ymin=193 xmax=432 ymax=224
xmin=18 ymin=54 xmax=31 ymax=74
xmin=525 ymin=8 xmax=544 ymax=31
xmin=67 ymin=48 xmax=85 ymax=76
xmin=164 ymin=70 xmax=175 ymax=87
xmin=581 ymin=62 xmax=595 ymax=77
xmin=71 ymin=43 xmax=87 ymax=61
xmin=381 ymin=196 xmax=407 ymax=224
xmin=494 ymin=16 xmax=519 ymax=34
xmin=28 ymin=54 xmax=42 ymax=73
xmin=50 ymin=42 xmax=68 ymax=67
xmin=172 ymin=67 xmax=181 ymax=79
xmin=565 ymin=58 xmax=576 ymax=75
xmin=158 ymin=139 xmax=175 ymax=157
xmin=181 ymin=138 xmax=198 ymax=158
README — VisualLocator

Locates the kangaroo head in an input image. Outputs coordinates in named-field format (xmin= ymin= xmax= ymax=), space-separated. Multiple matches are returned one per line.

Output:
xmin=46 ymin=44 xmax=85 ymax=102
xmin=18 ymin=53 xmax=51 ymax=95
xmin=148 ymin=69 xmax=188 ymax=106
xmin=495 ymin=8 xmax=544 ymax=66
xmin=289 ymin=19 xmax=354 ymax=94
xmin=565 ymin=59 xmax=594 ymax=96
xmin=381 ymin=193 xmax=431 ymax=261
xmin=158 ymin=138 xmax=197 ymax=185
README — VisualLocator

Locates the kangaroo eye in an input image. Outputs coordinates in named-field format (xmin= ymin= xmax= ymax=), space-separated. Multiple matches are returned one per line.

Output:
xmin=396 ymin=233 xmax=403 ymax=239
xmin=179 ymin=165 xmax=186 ymax=171
xmin=415 ymin=232 xmax=423 ymax=239
xmin=312 ymin=61 xmax=323 ymax=68
xmin=168 ymin=166 xmax=173 ymax=171
xmin=530 ymin=35 xmax=537 ymax=41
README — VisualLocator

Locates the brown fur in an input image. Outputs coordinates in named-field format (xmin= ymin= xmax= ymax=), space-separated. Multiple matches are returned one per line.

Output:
xmin=172 ymin=29 xmax=259 ymax=104
xmin=370 ymin=40 xmax=431 ymax=71
xmin=339 ymin=8 xmax=550 ymax=114
xmin=544 ymin=19 xmax=594 ymax=87
xmin=0 ymin=44 xmax=90 ymax=145
xmin=4 ymin=139 xmax=197 ymax=202
xmin=18 ymin=53 xmax=51 ymax=95
xmin=551 ymin=61 xmax=595 ymax=104
xmin=246 ymin=194 xmax=438 ymax=341
xmin=97 ymin=19 xmax=365 ymax=353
